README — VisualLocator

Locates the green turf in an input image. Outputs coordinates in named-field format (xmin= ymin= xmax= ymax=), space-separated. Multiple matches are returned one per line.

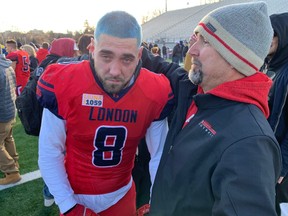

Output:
xmin=0 ymin=117 xmax=59 ymax=215
xmin=0 ymin=178 xmax=59 ymax=216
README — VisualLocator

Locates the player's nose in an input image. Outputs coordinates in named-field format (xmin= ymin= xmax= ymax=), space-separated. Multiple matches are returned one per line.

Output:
xmin=109 ymin=62 xmax=122 ymax=76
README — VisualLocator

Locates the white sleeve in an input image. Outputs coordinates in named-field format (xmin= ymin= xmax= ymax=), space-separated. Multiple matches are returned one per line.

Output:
xmin=38 ymin=108 xmax=77 ymax=213
xmin=145 ymin=118 xmax=169 ymax=188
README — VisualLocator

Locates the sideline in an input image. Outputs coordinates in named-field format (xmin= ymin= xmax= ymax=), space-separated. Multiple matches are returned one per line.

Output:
xmin=0 ymin=170 xmax=41 ymax=191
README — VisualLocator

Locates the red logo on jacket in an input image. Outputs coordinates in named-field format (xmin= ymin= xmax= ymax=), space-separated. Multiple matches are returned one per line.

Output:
xmin=199 ymin=120 xmax=216 ymax=137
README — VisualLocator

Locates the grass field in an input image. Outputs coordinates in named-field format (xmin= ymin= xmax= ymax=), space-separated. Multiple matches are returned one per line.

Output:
xmin=0 ymin=117 xmax=59 ymax=216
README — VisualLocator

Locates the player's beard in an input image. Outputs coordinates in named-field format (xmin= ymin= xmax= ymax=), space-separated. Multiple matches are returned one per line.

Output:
xmin=102 ymin=77 xmax=127 ymax=94
xmin=189 ymin=60 xmax=203 ymax=85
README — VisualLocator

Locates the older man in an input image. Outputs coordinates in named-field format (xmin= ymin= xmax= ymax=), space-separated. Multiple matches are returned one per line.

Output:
xmin=150 ymin=2 xmax=281 ymax=216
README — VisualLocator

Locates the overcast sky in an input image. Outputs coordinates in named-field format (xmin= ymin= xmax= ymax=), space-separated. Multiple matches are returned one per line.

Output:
xmin=0 ymin=0 xmax=202 ymax=33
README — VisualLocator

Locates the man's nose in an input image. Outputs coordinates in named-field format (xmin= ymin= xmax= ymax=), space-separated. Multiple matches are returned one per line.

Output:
xmin=188 ymin=41 xmax=200 ymax=57
xmin=109 ymin=62 xmax=122 ymax=76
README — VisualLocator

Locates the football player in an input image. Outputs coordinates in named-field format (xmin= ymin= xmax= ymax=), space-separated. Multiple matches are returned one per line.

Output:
xmin=5 ymin=39 xmax=30 ymax=96
xmin=37 ymin=11 xmax=173 ymax=216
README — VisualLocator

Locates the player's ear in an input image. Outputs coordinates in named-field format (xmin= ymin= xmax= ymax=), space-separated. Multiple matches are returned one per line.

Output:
xmin=88 ymin=38 xmax=95 ymax=53
xmin=138 ymin=46 xmax=143 ymax=59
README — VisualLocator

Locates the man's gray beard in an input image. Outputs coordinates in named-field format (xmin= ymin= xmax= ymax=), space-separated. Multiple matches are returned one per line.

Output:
xmin=189 ymin=69 xmax=203 ymax=85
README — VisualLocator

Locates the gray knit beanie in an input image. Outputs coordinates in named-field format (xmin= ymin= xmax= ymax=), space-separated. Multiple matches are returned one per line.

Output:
xmin=194 ymin=1 xmax=273 ymax=76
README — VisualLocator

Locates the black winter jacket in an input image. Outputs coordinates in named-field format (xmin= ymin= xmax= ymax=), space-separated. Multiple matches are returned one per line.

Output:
xmin=148 ymin=63 xmax=281 ymax=215
xmin=266 ymin=12 xmax=288 ymax=176
xmin=150 ymin=77 xmax=281 ymax=216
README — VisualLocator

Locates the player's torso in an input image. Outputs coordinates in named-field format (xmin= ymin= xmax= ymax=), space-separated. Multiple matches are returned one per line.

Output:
xmin=56 ymin=63 xmax=164 ymax=194
xmin=13 ymin=50 xmax=30 ymax=86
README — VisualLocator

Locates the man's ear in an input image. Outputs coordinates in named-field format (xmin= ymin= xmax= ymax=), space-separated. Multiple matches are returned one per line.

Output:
xmin=138 ymin=46 xmax=144 ymax=59
xmin=88 ymin=38 xmax=95 ymax=53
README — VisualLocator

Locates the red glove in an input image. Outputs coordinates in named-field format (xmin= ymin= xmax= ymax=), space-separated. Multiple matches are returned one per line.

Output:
xmin=63 ymin=204 xmax=99 ymax=216
xmin=136 ymin=204 xmax=150 ymax=216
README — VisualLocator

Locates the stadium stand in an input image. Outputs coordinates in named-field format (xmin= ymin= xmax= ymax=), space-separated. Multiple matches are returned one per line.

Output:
xmin=142 ymin=0 xmax=288 ymax=47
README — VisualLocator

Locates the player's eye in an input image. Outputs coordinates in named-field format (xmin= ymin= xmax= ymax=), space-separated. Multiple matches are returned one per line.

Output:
xmin=101 ymin=54 xmax=112 ymax=62
xmin=122 ymin=57 xmax=133 ymax=64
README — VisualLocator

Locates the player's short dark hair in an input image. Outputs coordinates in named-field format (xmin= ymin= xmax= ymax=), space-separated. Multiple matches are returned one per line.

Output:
xmin=77 ymin=34 xmax=94 ymax=55
xmin=6 ymin=39 xmax=17 ymax=45
xmin=42 ymin=42 xmax=50 ymax=49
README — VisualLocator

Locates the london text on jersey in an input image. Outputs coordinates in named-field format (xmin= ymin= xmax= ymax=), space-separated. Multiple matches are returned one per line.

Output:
xmin=89 ymin=107 xmax=138 ymax=123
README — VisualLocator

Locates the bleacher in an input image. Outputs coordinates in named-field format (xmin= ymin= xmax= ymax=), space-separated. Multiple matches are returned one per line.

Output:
xmin=142 ymin=0 xmax=288 ymax=44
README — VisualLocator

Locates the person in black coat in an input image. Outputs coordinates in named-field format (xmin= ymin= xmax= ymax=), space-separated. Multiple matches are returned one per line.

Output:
xmin=261 ymin=12 xmax=288 ymax=216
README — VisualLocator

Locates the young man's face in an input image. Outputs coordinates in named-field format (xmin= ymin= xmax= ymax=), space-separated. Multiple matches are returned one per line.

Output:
xmin=5 ymin=43 xmax=13 ymax=53
xmin=91 ymin=34 xmax=142 ymax=94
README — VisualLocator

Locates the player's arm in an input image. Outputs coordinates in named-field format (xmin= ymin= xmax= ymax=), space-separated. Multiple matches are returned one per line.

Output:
xmin=10 ymin=61 xmax=16 ymax=71
xmin=38 ymin=108 xmax=77 ymax=214
xmin=145 ymin=118 xmax=169 ymax=189
xmin=137 ymin=118 xmax=168 ymax=216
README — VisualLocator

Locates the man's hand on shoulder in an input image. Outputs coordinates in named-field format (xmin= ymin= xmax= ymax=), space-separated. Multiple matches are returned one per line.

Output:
xmin=64 ymin=204 xmax=99 ymax=216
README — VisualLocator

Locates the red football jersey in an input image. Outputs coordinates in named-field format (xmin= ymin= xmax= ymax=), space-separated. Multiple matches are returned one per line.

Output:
xmin=6 ymin=50 xmax=30 ymax=92
xmin=37 ymin=60 xmax=173 ymax=195
xmin=36 ymin=48 xmax=49 ymax=64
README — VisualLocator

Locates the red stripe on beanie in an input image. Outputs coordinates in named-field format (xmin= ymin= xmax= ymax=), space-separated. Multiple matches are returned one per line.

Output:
xmin=199 ymin=22 xmax=258 ymax=71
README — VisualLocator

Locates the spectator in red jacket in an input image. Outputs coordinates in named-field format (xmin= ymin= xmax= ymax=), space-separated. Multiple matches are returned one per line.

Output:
xmin=36 ymin=42 xmax=50 ymax=64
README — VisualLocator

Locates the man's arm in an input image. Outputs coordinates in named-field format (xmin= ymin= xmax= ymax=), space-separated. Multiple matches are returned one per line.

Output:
xmin=141 ymin=47 xmax=190 ymax=102
xmin=10 ymin=61 xmax=16 ymax=71
xmin=141 ymin=47 xmax=181 ymax=76
xmin=38 ymin=108 xmax=77 ymax=214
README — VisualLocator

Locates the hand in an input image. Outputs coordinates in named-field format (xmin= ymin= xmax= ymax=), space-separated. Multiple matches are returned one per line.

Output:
xmin=136 ymin=204 xmax=150 ymax=216
xmin=278 ymin=176 xmax=284 ymax=184
xmin=64 ymin=204 xmax=99 ymax=216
